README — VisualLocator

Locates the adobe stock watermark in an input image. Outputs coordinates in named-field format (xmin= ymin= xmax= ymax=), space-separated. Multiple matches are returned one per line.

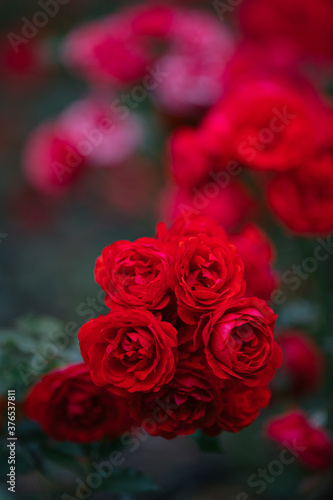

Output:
xmin=61 ymin=397 xmax=178 ymax=500
xmin=7 ymin=0 xmax=71 ymax=53
xmin=235 ymin=439 xmax=306 ymax=500
xmin=269 ymin=234 xmax=333 ymax=307
xmin=52 ymin=64 xmax=169 ymax=184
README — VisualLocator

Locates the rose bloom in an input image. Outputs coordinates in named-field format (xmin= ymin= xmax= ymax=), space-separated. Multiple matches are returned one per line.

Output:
xmin=267 ymin=147 xmax=333 ymax=235
xmin=230 ymin=224 xmax=279 ymax=300
xmin=131 ymin=357 xmax=223 ymax=439
xmin=95 ymin=237 xmax=172 ymax=310
xmin=237 ymin=0 xmax=333 ymax=61
xmin=206 ymin=381 xmax=272 ymax=434
xmin=266 ymin=411 xmax=333 ymax=469
xmin=158 ymin=180 xmax=256 ymax=232
xmin=156 ymin=213 xmax=227 ymax=255
xmin=25 ymin=363 xmax=131 ymax=442
xmin=58 ymin=96 xmax=145 ymax=168
xmin=79 ymin=308 xmax=178 ymax=395
xmin=201 ymin=77 xmax=317 ymax=172
xmin=195 ymin=297 xmax=282 ymax=386
xmin=62 ymin=13 xmax=153 ymax=87
xmin=22 ymin=120 xmax=85 ymax=195
xmin=170 ymin=232 xmax=245 ymax=324
xmin=276 ymin=329 xmax=324 ymax=396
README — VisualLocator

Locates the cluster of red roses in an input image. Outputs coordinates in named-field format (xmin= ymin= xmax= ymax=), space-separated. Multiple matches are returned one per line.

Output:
xmin=164 ymin=74 xmax=333 ymax=236
xmin=77 ymin=215 xmax=282 ymax=439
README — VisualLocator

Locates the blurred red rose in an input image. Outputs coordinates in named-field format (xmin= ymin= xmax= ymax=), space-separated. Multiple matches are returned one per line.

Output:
xmin=276 ymin=329 xmax=324 ymax=395
xmin=130 ymin=3 xmax=176 ymax=38
xmin=223 ymin=39 xmax=301 ymax=87
xmin=0 ymin=36 xmax=50 ymax=90
xmin=237 ymin=0 xmax=333 ymax=61
xmin=266 ymin=411 xmax=333 ymax=469
xmin=202 ymin=78 xmax=317 ymax=172
xmin=170 ymin=232 xmax=245 ymax=324
xmin=79 ymin=309 xmax=177 ymax=395
xmin=62 ymin=14 xmax=153 ymax=86
xmin=25 ymin=363 xmax=131 ymax=442
xmin=230 ymin=224 xmax=279 ymax=300
xmin=267 ymin=148 xmax=333 ymax=235
xmin=95 ymin=237 xmax=172 ymax=310
xmin=195 ymin=297 xmax=282 ymax=386
xmin=22 ymin=121 xmax=85 ymax=195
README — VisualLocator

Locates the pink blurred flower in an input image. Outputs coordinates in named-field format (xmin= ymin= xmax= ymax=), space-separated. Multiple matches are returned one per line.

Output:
xmin=62 ymin=13 xmax=153 ymax=87
xmin=59 ymin=96 xmax=145 ymax=168
xmin=22 ymin=120 xmax=85 ymax=196
xmin=266 ymin=411 xmax=333 ymax=470
xmin=152 ymin=9 xmax=234 ymax=114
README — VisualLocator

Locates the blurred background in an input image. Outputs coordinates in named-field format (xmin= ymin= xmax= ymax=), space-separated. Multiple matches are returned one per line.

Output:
xmin=1 ymin=0 xmax=333 ymax=499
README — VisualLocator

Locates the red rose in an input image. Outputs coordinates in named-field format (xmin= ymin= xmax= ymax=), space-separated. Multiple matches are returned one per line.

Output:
xmin=79 ymin=308 xmax=178 ymax=395
xmin=276 ymin=329 xmax=324 ymax=396
xmin=195 ymin=297 xmax=282 ymax=386
xmin=230 ymin=224 xmax=279 ymax=300
xmin=95 ymin=237 xmax=172 ymax=310
xmin=267 ymin=148 xmax=333 ymax=235
xmin=206 ymin=381 xmax=271 ymax=434
xmin=202 ymin=78 xmax=316 ymax=172
xmin=25 ymin=363 xmax=131 ymax=442
xmin=266 ymin=411 xmax=333 ymax=469
xmin=131 ymin=357 xmax=223 ymax=439
xmin=156 ymin=213 xmax=227 ymax=257
xmin=171 ymin=233 xmax=245 ymax=324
